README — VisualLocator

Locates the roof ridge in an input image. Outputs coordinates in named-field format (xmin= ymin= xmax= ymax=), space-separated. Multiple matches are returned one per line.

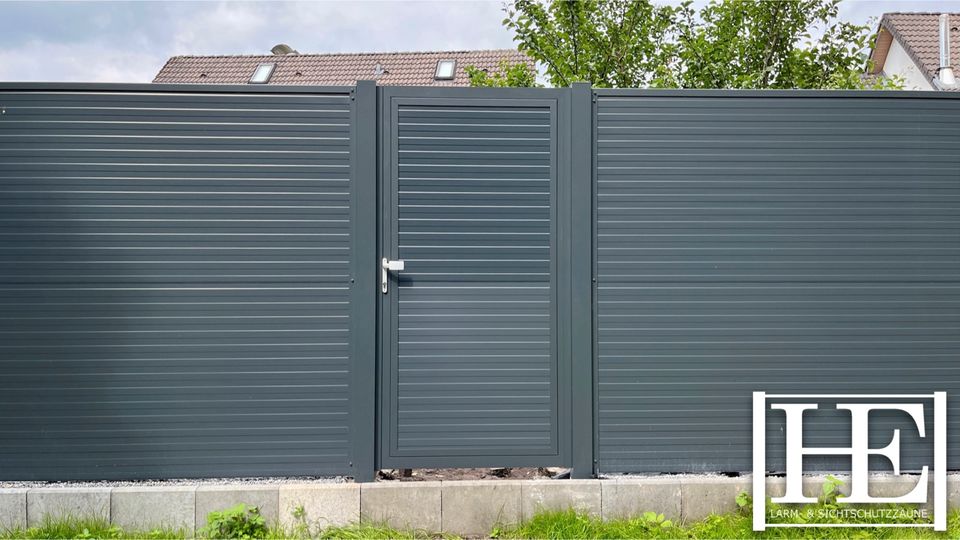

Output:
xmin=154 ymin=48 xmax=534 ymax=86
xmin=168 ymin=48 xmax=525 ymax=60
xmin=883 ymin=11 xmax=960 ymax=16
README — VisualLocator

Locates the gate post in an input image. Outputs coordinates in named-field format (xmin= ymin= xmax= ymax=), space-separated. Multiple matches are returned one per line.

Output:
xmin=349 ymin=80 xmax=378 ymax=482
xmin=570 ymin=82 xmax=596 ymax=478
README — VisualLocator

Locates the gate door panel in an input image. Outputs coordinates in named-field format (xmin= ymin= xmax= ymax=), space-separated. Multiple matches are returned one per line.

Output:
xmin=380 ymin=92 xmax=565 ymax=466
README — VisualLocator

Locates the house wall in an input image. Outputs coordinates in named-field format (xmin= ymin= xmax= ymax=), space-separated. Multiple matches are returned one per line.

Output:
xmin=883 ymin=39 xmax=935 ymax=91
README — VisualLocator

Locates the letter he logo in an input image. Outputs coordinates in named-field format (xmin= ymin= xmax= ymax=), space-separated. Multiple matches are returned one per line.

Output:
xmin=752 ymin=392 xmax=947 ymax=531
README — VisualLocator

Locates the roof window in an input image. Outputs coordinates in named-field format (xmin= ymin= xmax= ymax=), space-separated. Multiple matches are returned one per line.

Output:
xmin=249 ymin=63 xmax=276 ymax=84
xmin=434 ymin=60 xmax=456 ymax=80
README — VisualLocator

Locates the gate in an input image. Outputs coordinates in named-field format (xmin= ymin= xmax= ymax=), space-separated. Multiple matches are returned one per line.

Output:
xmin=376 ymin=88 xmax=574 ymax=468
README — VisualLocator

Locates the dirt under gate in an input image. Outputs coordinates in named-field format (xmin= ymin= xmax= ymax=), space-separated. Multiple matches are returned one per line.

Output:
xmin=377 ymin=467 xmax=562 ymax=481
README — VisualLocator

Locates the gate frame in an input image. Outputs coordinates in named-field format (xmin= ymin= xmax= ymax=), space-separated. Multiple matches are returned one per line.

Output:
xmin=350 ymin=81 xmax=380 ymax=482
xmin=371 ymin=85 xmax=594 ymax=474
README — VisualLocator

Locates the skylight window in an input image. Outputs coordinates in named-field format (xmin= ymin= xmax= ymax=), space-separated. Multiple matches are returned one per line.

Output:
xmin=249 ymin=63 xmax=276 ymax=84
xmin=434 ymin=60 xmax=456 ymax=80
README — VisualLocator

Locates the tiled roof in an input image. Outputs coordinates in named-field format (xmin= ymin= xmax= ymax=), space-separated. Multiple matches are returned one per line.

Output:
xmin=869 ymin=12 xmax=960 ymax=87
xmin=153 ymin=49 xmax=534 ymax=86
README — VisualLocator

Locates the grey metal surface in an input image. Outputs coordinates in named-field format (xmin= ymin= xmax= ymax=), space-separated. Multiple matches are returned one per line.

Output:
xmin=348 ymin=81 xmax=378 ymax=482
xmin=0 ymin=85 xmax=356 ymax=479
xmin=379 ymin=90 xmax=564 ymax=465
xmin=569 ymin=83 xmax=595 ymax=478
xmin=594 ymin=91 xmax=960 ymax=473
xmin=3 ymin=83 xmax=959 ymax=480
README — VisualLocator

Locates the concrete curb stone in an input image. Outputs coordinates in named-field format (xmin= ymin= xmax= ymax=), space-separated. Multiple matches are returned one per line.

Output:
xmin=441 ymin=480 xmax=521 ymax=536
xmin=679 ymin=477 xmax=750 ymax=524
xmin=279 ymin=483 xmax=359 ymax=531
xmin=0 ymin=489 xmax=27 ymax=530
xmin=360 ymin=481 xmax=441 ymax=531
xmin=26 ymin=488 xmax=111 ymax=526
xmin=521 ymin=479 xmax=601 ymax=520
xmin=7 ymin=473 xmax=960 ymax=534
xmin=194 ymin=485 xmax=279 ymax=532
xmin=110 ymin=486 xmax=196 ymax=534
xmin=603 ymin=477 xmax=680 ymax=521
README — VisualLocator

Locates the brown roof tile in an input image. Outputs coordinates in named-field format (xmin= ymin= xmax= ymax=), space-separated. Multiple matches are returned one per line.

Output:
xmin=870 ymin=12 xmax=960 ymax=87
xmin=153 ymin=49 xmax=535 ymax=86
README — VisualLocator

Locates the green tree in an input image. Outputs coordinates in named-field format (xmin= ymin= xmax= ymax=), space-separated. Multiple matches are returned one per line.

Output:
xmin=501 ymin=0 xmax=899 ymax=90
xmin=503 ymin=0 xmax=678 ymax=87
xmin=466 ymin=60 xmax=538 ymax=87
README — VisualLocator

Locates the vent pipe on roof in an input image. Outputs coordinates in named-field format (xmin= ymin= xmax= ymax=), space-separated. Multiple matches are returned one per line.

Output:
xmin=935 ymin=14 xmax=958 ymax=89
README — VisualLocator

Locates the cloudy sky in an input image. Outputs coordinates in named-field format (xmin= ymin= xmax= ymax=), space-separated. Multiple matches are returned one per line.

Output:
xmin=0 ymin=0 xmax=956 ymax=83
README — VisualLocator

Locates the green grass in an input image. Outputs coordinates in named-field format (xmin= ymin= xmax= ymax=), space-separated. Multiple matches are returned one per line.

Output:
xmin=499 ymin=507 xmax=960 ymax=539
xmin=0 ymin=518 xmax=435 ymax=540
xmin=0 ymin=516 xmax=185 ymax=539
xmin=493 ymin=510 xmax=678 ymax=539
xmin=687 ymin=509 xmax=960 ymax=539
xmin=315 ymin=523 xmax=449 ymax=539
xmin=264 ymin=505 xmax=453 ymax=540
xmin=9 ymin=511 xmax=957 ymax=540
xmin=262 ymin=520 xmax=448 ymax=540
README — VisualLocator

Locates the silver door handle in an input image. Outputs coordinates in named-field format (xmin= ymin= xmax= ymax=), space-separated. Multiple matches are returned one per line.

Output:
xmin=381 ymin=258 xmax=405 ymax=294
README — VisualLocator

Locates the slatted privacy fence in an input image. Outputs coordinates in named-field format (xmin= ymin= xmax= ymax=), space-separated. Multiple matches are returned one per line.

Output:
xmin=0 ymin=85 xmax=362 ymax=480
xmin=593 ymin=90 xmax=960 ymax=473
xmin=0 ymin=82 xmax=957 ymax=480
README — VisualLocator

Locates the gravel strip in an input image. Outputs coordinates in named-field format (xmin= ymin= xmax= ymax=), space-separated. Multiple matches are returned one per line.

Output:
xmin=1 ymin=476 xmax=348 ymax=489
xmin=599 ymin=472 xmax=747 ymax=480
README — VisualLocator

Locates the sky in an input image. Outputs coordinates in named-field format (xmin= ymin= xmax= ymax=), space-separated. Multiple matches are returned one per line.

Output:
xmin=0 ymin=0 xmax=957 ymax=83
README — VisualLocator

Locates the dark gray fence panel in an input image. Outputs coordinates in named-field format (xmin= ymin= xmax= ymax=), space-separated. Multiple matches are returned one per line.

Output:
xmin=379 ymin=91 xmax=566 ymax=466
xmin=0 ymin=85 xmax=356 ymax=479
xmin=594 ymin=91 xmax=960 ymax=473
xmin=4 ymin=83 xmax=960 ymax=480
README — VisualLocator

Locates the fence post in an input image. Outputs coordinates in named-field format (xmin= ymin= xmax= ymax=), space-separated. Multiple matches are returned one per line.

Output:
xmin=349 ymin=80 xmax=378 ymax=482
xmin=570 ymin=82 xmax=596 ymax=478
